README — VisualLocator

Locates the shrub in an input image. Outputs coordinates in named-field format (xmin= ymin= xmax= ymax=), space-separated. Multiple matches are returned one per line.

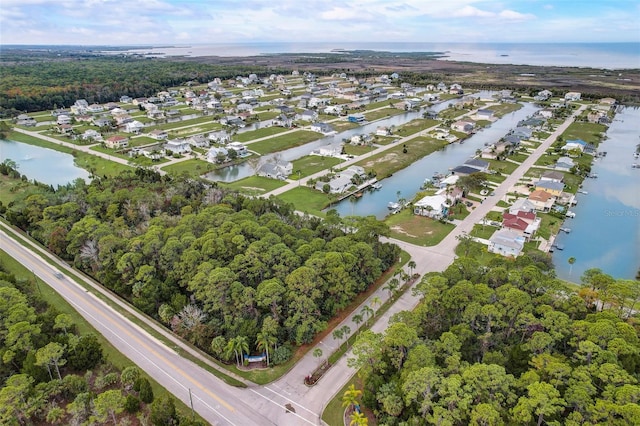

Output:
xmin=95 ymin=372 xmax=120 ymax=390
xmin=271 ymin=344 xmax=292 ymax=365
xmin=138 ymin=378 xmax=154 ymax=404
xmin=124 ymin=395 xmax=140 ymax=413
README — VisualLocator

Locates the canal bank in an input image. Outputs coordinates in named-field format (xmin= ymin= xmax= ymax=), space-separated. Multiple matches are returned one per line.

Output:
xmin=553 ymin=106 xmax=640 ymax=281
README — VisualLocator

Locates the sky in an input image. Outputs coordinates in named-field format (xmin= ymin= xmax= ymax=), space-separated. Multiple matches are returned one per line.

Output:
xmin=1 ymin=0 xmax=639 ymax=45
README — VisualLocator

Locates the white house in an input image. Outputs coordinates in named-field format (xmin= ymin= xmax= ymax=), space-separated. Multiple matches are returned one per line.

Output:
xmin=475 ymin=109 xmax=495 ymax=121
xmin=227 ymin=141 xmax=249 ymax=157
xmin=206 ymin=146 xmax=228 ymax=163
xmin=86 ymin=104 xmax=104 ymax=113
xmin=165 ymin=140 xmax=192 ymax=155
xmin=564 ymin=92 xmax=581 ymax=101
xmin=57 ymin=115 xmax=71 ymax=125
xmin=257 ymin=160 xmax=292 ymax=179
xmin=488 ymin=230 xmax=525 ymax=257
xmin=124 ymin=120 xmax=144 ymax=134
xmin=555 ymin=157 xmax=575 ymax=172
xmin=188 ymin=135 xmax=209 ymax=148
xmin=148 ymin=129 xmax=169 ymax=140
xmin=414 ymin=194 xmax=448 ymax=219
xmin=451 ymin=120 xmax=475 ymax=133
xmin=310 ymin=123 xmax=335 ymax=134
xmin=81 ymin=129 xmax=103 ymax=141
xmin=105 ymin=136 xmax=129 ymax=149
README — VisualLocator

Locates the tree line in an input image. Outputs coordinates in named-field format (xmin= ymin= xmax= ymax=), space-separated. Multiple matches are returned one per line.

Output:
xmin=3 ymin=167 xmax=399 ymax=364
xmin=347 ymin=256 xmax=640 ymax=425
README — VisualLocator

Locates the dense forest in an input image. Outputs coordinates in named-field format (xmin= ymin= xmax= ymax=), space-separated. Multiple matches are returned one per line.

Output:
xmin=2 ymin=166 xmax=399 ymax=363
xmin=0 ymin=256 xmax=203 ymax=425
xmin=348 ymin=258 xmax=640 ymax=425
xmin=0 ymin=53 xmax=280 ymax=116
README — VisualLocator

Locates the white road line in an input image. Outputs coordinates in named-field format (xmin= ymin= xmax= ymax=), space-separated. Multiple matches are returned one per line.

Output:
xmin=262 ymin=386 xmax=317 ymax=416
xmin=248 ymin=388 xmax=317 ymax=425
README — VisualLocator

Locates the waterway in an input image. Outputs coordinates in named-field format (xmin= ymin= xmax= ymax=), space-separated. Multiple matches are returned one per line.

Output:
xmin=553 ymin=107 xmax=640 ymax=281
xmin=203 ymin=97 xmax=466 ymax=183
xmin=0 ymin=139 xmax=90 ymax=186
xmin=331 ymin=102 xmax=540 ymax=219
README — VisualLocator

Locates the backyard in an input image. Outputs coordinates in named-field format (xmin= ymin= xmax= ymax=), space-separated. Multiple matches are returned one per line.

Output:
xmin=385 ymin=209 xmax=455 ymax=246
xmin=248 ymin=130 xmax=323 ymax=155
xmin=290 ymin=155 xmax=344 ymax=179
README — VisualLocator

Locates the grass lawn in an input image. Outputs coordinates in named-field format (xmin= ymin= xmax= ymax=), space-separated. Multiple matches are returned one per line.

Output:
xmin=169 ymin=122 xmax=222 ymax=138
xmin=153 ymin=115 xmax=213 ymax=131
xmin=448 ymin=203 xmax=471 ymax=220
xmin=510 ymin=152 xmax=529 ymax=163
xmin=354 ymin=136 xmax=447 ymax=179
xmin=8 ymin=131 xmax=133 ymax=177
xmin=161 ymin=159 xmax=216 ymax=177
xmin=223 ymin=175 xmax=288 ymax=195
xmin=364 ymin=99 xmax=394 ymax=111
xmin=561 ymin=122 xmax=607 ymax=145
xmin=234 ymin=126 xmax=288 ymax=142
xmin=276 ymin=186 xmax=330 ymax=216
xmin=128 ymin=136 xmax=158 ymax=147
xmin=248 ymin=130 xmax=322 ymax=155
xmin=364 ymin=108 xmax=404 ymax=121
xmin=385 ymin=209 xmax=455 ymax=246
xmin=438 ymin=108 xmax=467 ymax=120
xmin=291 ymin=155 xmax=344 ymax=179
xmin=343 ymin=144 xmax=375 ymax=156
xmin=331 ymin=121 xmax=360 ymax=132
xmin=373 ymin=136 xmax=397 ymax=145
xmin=0 ymin=174 xmax=40 ymax=204
xmin=485 ymin=159 xmax=520 ymax=175
xmin=470 ymin=223 xmax=497 ymax=240
xmin=322 ymin=376 xmax=363 ymax=426
xmin=537 ymin=212 xmax=563 ymax=240
xmin=255 ymin=111 xmax=279 ymax=121
xmin=395 ymin=119 xmax=440 ymax=137
xmin=525 ymin=167 xmax=583 ymax=193
xmin=490 ymin=103 xmax=524 ymax=117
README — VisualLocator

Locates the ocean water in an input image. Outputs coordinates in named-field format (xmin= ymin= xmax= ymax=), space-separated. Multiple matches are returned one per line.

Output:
xmin=110 ymin=42 xmax=640 ymax=69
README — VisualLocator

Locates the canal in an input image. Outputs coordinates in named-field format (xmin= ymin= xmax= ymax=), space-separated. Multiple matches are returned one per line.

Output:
xmin=331 ymin=102 xmax=540 ymax=219
xmin=203 ymin=97 xmax=464 ymax=182
xmin=553 ymin=106 xmax=640 ymax=281
xmin=0 ymin=139 xmax=90 ymax=186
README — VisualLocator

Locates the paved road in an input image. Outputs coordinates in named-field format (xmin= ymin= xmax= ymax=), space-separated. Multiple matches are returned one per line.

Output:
xmin=3 ymin=105 xmax=585 ymax=425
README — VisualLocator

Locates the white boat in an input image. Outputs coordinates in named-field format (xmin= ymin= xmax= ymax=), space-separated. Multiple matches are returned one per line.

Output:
xmin=566 ymin=211 xmax=576 ymax=218
xmin=388 ymin=202 xmax=400 ymax=210
xmin=371 ymin=183 xmax=382 ymax=190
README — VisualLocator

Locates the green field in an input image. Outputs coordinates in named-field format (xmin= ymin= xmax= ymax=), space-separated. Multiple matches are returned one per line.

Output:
xmin=291 ymin=155 xmax=344 ymax=179
xmin=153 ymin=115 xmax=215 ymax=131
xmin=364 ymin=108 xmax=404 ymax=121
xmin=353 ymin=136 xmax=447 ymax=179
xmin=234 ymin=126 xmax=289 ymax=142
xmin=490 ymin=102 xmax=524 ymax=117
xmin=385 ymin=209 xmax=455 ymax=246
xmin=223 ymin=175 xmax=288 ymax=195
xmin=248 ymin=130 xmax=323 ymax=155
xmin=161 ymin=159 xmax=216 ymax=177
xmin=395 ymin=118 xmax=440 ymax=137
xmin=276 ymin=186 xmax=331 ymax=216
xmin=343 ymin=144 xmax=375 ymax=156
xmin=561 ymin=122 xmax=607 ymax=145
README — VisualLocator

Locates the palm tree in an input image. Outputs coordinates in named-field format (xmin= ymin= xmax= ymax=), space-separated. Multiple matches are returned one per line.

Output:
xmin=408 ymin=260 xmax=416 ymax=277
xmin=227 ymin=336 xmax=249 ymax=367
xmin=350 ymin=411 xmax=368 ymax=426
xmin=256 ymin=332 xmax=277 ymax=367
xmin=342 ymin=384 xmax=362 ymax=411
xmin=370 ymin=296 xmax=382 ymax=311
xmin=361 ymin=305 xmax=374 ymax=326
xmin=568 ymin=257 xmax=576 ymax=276
xmin=384 ymin=278 xmax=399 ymax=300
xmin=352 ymin=313 xmax=363 ymax=329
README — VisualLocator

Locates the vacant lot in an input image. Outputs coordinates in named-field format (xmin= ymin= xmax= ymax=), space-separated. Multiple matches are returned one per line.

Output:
xmin=161 ymin=159 xmax=216 ymax=177
xmin=248 ymin=130 xmax=323 ymax=155
xmin=235 ymin=126 xmax=289 ymax=142
xmin=561 ymin=122 xmax=607 ymax=145
xmin=385 ymin=209 xmax=455 ymax=246
xmin=224 ymin=175 xmax=287 ymax=195
xmin=395 ymin=118 xmax=440 ymax=137
xmin=276 ymin=186 xmax=331 ymax=216
xmin=291 ymin=155 xmax=344 ymax=179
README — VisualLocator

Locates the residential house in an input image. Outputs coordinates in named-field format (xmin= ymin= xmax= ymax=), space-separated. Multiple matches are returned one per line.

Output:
xmin=93 ymin=117 xmax=112 ymax=128
xmin=15 ymin=114 xmax=36 ymax=127
xmin=324 ymin=105 xmax=343 ymax=115
xmin=114 ymin=114 xmax=133 ymax=126
xmin=310 ymin=122 xmax=335 ymax=134
xmin=315 ymin=166 xmax=366 ymax=194
xmin=272 ymin=114 xmax=293 ymax=128
xmin=81 ymin=129 xmax=102 ymax=142
xmin=564 ymin=92 xmax=581 ymax=101
xmin=56 ymin=124 xmax=73 ymax=134
xmin=206 ymin=146 xmax=228 ymax=163
xmin=540 ymin=171 xmax=564 ymax=183
xmin=423 ymin=93 xmax=440 ymax=102
xmin=105 ymin=135 xmax=129 ymax=149
xmin=188 ymin=135 xmax=209 ymax=148
xmin=488 ymin=230 xmax=525 ymax=257
xmin=502 ymin=211 xmax=540 ymax=240
xmin=563 ymin=139 xmax=595 ymax=155
xmin=511 ymin=127 xmax=533 ymax=139
xmin=451 ymin=120 xmax=475 ymax=133
xmin=475 ymin=109 xmax=495 ymax=121
xmin=208 ymin=130 xmax=231 ymax=144
xmin=119 ymin=95 xmax=132 ymax=103
xmin=554 ymin=157 xmax=575 ymax=172
xmin=296 ymin=110 xmax=318 ymax=122
xmin=308 ymin=97 xmax=328 ymax=108
xmin=463 ymin=159 xmax=490 ymax=173
xmin=451 ymin=165 xmax=481 ymax=176
xmin=236 ymin=103 xmax=253 ymax=112
xmin=535 ymin=180 xmax=565 ymax=196
xmin=57 ymin=115 xmax=71 ymax=125
xmin=528 ymin=189 xmax=556 ymax=212
xmin=165 ymin=139 xmax=192 ymax=155
xmin=148 ymin=130 xmax=169 ymax=141
xmin=436 ymin=82 xmax=448 ymax=92
xmin=227 ymin=141 xmax=249 ymax=157
xmin=86 ymin=104 xmax=104 ymax=113
xmin=132 ymin=145 xmax=164 ymax=160
xmin=257 ymin=160 xmax=293 ymax=180
xmin=449 ymin=83 xmax=463 ymax=94
xmin=348 ymin=114 xmax=366 ymax=124
xmin=534 ymin=90 xmax=553 ymax=101
xmin=414 ymin=194 xmax=448 ymax=219
xmin=376 ymin=126 xmax=391 ymax=136
xmin=509 ymin=199 xmax=537 ymax=214
xmin=75 ymin=114 xmax=93 ymax=123
xmin=124 ymin=120 xmax=144 ymax=134
xmin=539 ymin=109 xmax=554 ymax=119
xmin=519 ymin=117 xmax=545 ymax=128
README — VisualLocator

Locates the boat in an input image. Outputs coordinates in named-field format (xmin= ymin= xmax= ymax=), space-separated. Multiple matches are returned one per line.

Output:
xmin=387 ymin=202 xmax=400 ymax=210
xmin=560 ymin=227 xmax=572 ymax=233
xmin=553 ymin=243 xmax=565 ymax=251
xmin=566 ymin=211 xmax=576 ymax=218
xmin=371 ymin=182 xmax=382 ymax=190
xmin=632 ymin=164 xmax=639 ymax=169
xmin=578 ymin=190 xmax=588 ymax=194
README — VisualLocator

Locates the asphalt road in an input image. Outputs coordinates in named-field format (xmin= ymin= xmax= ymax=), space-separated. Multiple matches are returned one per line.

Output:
xmin=1 ymin=105 xmax=586 ymax=426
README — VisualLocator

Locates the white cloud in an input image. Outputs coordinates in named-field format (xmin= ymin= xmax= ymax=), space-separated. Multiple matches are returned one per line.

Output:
xmin=453 ymin=6 xmax=495 ymax=18
xmin=498 ymin=9 xmax=535 ymax=21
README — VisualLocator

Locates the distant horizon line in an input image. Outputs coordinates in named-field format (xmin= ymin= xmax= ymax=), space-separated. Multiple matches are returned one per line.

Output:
xmin=2 ymin=41 xmax=639 ymax=47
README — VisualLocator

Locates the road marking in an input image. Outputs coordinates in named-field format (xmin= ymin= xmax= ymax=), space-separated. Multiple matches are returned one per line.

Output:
xmin=3 ymin=235 xmax=239 ymax=420
xmin=262 ymin=386 xmax=317 ymax=416
xmin=248 ymin=388 xmax=316 ymax=425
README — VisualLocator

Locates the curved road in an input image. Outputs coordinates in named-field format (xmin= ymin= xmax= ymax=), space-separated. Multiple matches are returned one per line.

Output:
xmin=1 ymin=105 xmax=584 ymax=425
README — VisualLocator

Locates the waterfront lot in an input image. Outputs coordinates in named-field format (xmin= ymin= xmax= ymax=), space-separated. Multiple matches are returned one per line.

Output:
xmin=561 ymin=122 xmax=607 ymax=145
xmin=354 ymin=136 xmax=446 ymax=179
xmin=161 ymin=159 xmax=215 ymax=177
xmin=234 ymin=126 xmax=289 ymax=142
xmin=248 ymin=130 xmax=323 ymax=154
xmin=223 ymin=175 xmax=288 ymax=195
xmin=277 ymin=186 xmax=331 ymax=216
xmin=385 ymin=209 xmax=455 ymax=246
xmin=395 ymin=118 xmax=440 ymax=137
xmin=364 ymin=108 xmax=404 ymax=121
xmin=290 ymin=155 xmax=344 ymax=179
